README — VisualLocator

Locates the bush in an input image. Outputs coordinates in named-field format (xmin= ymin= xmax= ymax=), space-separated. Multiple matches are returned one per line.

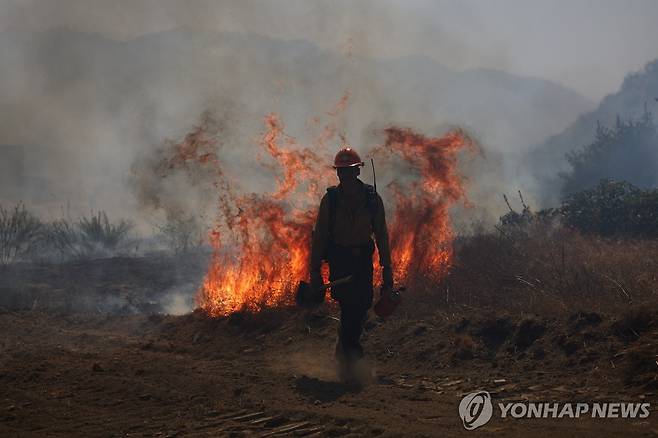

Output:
xmin=0 ymin=203 xmax=43 ymax=264
xmin=44 ymin=218 xmax=83 ymax=260
xmin=78 ymin=211 xmax=133 ymax=252
xmin=562 ymin=179 xmax=658 ymax=237
xmin=43 ymin=211 xmax=134 ymax=260
xmin=498 ymin=191 xmax=561 ymax=238
xmin=500 ymin=180 xmax=658 ymax=238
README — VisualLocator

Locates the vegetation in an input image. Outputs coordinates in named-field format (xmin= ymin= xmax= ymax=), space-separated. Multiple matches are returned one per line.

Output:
xmin=154 ymin=211 xmax=204 ymax=254
xmin=561 ymin=108 xmax=658 ymax=196
xmin=501 ymin=180 xmax=658 ymax=238
xmin=562 ymin=179 xmax=658 ymax=237
xmin=452 ymin=184 xmax=658 ymax=314
xmin=509 ymin=105 xmax=658 ymax=237
xmin=448 ymin=222 xmax=658 ymax=315
xmin=0 ymin=203 xmax=43 ymax=265
xmin=78 ymin=211 xmax=133 ymax=252
xmin=42 ymin=211 xmax=133 ymax=260
xmin=45 ymin=218 xmax=82 ymax=259
xmin=0 ymin=205 xmax=135 ymax=263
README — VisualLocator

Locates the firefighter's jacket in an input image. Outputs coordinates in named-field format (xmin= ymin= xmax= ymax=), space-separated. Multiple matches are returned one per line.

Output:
xmin=310 ymin=180 xmax=393 ymax=282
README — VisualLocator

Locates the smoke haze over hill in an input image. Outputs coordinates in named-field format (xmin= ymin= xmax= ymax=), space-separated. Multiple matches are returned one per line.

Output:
xmin=527 ymin=60 xmax=658 ymax=204
xmin=1 ymin=1 xmax=658 ymax=229
xmin=0 ymin=27 xmax=594 ymax=228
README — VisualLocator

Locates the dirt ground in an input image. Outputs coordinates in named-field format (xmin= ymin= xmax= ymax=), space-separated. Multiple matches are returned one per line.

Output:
xmin=1 ymin=257 xmax=657 ymax=437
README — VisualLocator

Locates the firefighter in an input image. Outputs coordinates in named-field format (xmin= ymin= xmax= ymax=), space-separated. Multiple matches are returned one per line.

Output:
xmin=310 ymin=146 xmax=394 ymax=382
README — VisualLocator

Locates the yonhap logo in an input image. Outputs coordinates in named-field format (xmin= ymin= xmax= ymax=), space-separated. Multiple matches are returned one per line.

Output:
xmin=459 ymin=391 xmax=493 ymax=430
xmin=458 ymin=388 xmax=651 ymax=431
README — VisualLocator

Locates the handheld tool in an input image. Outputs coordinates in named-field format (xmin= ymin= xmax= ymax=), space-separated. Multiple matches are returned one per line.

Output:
xmin=295 ymin=275 xmax=353 ymax=309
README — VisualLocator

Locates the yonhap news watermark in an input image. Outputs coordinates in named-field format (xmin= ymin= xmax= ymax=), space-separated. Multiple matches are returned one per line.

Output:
xmin=459 ymin=390 xmax=651 ymax=431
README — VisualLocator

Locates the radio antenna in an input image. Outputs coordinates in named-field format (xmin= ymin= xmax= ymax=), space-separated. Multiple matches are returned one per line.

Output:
xmin=370 ymin=158 xmax=377 ymax=193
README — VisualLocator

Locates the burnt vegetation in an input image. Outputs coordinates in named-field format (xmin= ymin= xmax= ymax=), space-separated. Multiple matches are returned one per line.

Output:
xmin=0 ymin=203 xmax=42 ymax=265
xmin=0 ymin=206 xmax=135 ymax=263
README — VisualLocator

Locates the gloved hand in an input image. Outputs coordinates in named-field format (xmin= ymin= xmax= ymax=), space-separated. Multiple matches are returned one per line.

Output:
xmin=382 ymin=265 xmax=394 ymax=292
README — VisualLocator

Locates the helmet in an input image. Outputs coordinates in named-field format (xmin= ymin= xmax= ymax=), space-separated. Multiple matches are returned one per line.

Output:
xmin=333 ymin=147 xmax=364 ymax=168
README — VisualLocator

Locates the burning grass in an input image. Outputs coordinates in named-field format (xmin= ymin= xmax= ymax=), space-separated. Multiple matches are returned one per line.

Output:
xmin=141 ymin=104 xmax=658 ymax=320
xmin=151 ymin=107 xmax=475 ymax=317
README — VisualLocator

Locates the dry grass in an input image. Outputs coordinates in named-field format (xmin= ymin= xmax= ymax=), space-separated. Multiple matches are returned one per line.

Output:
xmin=411 ymin=223 xmax=658 ymax=316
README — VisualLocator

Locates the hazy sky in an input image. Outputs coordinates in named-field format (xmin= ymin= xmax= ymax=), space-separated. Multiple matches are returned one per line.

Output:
xmin=1 ymin=0 xmax=657 ymax=100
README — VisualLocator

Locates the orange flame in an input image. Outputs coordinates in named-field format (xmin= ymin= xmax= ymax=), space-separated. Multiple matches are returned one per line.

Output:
xmin=156 ymin=104 xmax=473 ymax=316
xmin=372 ymin=127 xmax=475 ymax=284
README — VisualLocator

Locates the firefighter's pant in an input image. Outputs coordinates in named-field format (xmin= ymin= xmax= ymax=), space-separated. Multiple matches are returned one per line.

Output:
xmin=328 ymin=240 xmax=375 ymax=363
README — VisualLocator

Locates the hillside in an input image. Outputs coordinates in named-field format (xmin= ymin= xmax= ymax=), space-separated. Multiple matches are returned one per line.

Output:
xmin=0 ymin=28 xmax=592 ymax=216
xmin=525 ymin=59 xmax=658 ymax=203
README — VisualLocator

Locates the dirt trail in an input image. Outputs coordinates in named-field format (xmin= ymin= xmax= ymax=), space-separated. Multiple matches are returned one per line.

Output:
xmin=1 ymin=305 xmax=656 ymax=437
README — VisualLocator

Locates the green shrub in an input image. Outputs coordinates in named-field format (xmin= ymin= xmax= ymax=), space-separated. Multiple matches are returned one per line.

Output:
xmin=562 ymin=179 xmax=658 ymax=237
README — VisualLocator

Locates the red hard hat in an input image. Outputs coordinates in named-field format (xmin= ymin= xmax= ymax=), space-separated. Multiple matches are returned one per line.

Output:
xmin=333 ymin=147 xmax=364 ymax=168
